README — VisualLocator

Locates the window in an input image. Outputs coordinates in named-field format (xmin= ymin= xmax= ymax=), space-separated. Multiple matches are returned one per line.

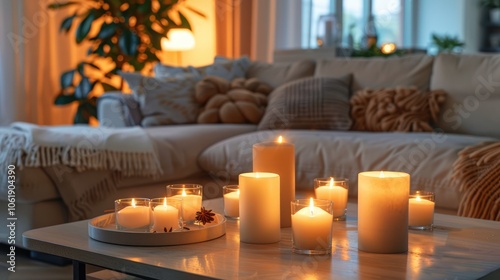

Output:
xmin=302 ymin=0 xmax=407 ymax=49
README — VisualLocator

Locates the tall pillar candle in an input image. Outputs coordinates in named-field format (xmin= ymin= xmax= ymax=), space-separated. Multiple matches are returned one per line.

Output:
xmin=358 ymin=171 xmax=409 ymax=253
xmin=239 ymin=172 xmax=280 ymax=244
xmin=253 ymin=136 xmax=295 ymax=228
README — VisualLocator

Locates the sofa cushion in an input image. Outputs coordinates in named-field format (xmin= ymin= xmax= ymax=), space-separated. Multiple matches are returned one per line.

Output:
xmin=195 ymin=76 xmax=273 ymax=124
xmin=246 ymin=59 xmax=316 ymax=89
xmin=198 ymin=130 xmax=496 ymax=211
xmin=350 ymin=87 xmax=447 ymax=132
xmin=120 ymin=72 xmax=200 ymax=127
xmin=431 ymin=53 xmax=500 ymax=139
xmin=258 ymin=76 xmax=352 ymax=130
xmin=315 ymin=54 xmax=434 ymax=94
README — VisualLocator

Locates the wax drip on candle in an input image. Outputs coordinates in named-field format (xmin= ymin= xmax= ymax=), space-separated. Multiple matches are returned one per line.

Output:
xmin=309 ymin=197 xmax=315 ymax=216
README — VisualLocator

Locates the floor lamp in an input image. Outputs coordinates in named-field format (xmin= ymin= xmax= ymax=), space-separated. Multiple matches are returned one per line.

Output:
xmin=161 ymin=28 xmax=196 ymax=66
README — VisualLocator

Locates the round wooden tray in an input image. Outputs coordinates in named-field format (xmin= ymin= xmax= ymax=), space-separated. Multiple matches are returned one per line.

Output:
xmin=88 ymin=213 xmax=226 ymax=246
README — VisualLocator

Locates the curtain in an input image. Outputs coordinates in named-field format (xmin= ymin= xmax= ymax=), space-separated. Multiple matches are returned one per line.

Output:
xmin=0 ymin=0 xmax=88 ymax=126
xmin=215 ymin=0 xmax=276 ymax=62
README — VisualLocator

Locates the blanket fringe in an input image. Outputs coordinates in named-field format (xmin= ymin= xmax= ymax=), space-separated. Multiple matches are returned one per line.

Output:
xmin=2 ymin=142 xmax=162 ymax=177
xmin=452 ymin=141 xmax=500 ymax=221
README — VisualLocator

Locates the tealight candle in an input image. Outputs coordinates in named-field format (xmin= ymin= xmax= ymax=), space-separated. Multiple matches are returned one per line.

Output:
xmin=223 ymin=185 xmax=240 ymax=219
xmin=239 ymin=172 xmax=280 ymax=244
xmin=151 ymin=197 xmax=181 ymax=232
xmin=314 ymin=177 xmax=349 ymax=220
xmin=358 ymin=171 xmax=409 ymax=254
xmin=291 ymin=198 xmax=333 ymax=255
xmin=408 ymin=191 xmax=435 ymax=230
xmin=115 ymin=198 xmax=152 ymax=232
xmin=253 ymin=136 xmax=295 ymax=228
xmin=166 ymin=184 xmax=203 ymax=223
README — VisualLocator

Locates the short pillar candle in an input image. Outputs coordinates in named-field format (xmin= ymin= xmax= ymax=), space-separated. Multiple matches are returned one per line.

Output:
xmin=408 ymin=191 xmax=435 ymax=230
xmin=358 ymin=171 xmax=409 ymax=253
xmin=253 ymin=136 xmax=295 ymax=228
xmin=239 ymin=172 xmax=280 ymax=244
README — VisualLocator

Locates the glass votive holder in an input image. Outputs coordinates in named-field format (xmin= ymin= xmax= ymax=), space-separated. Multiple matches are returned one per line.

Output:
xmin=223 ymin=185 xmax=240 ymax=219
xmin=166 ymin=184 xmax=203 ymax=223
xmin=150 ymin=197 xmax=183 ymax=233
xmin=291 ymin=198 xmax=334 ymax=255
xmin=114 ymin=198 xmax=152 ymax=232
xmin=408 ymin=190 xmax=435 ymax=230
xmin=314 ymin=177 xmax=349 ymax=221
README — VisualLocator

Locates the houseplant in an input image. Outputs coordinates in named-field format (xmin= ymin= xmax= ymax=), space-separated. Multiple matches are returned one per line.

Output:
xmin=481 ymin=0 xmax=500 ymax=23
xmin=430 ymin=33 xmax=465 ymax=54
xmin=48 ymin=0 xmax=204 ymax=124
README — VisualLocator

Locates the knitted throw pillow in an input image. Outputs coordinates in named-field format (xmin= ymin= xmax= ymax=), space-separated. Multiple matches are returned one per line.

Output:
xmin=350 ymin=87 xmax=447 ymax=132
xmin=195 ymin=76 xmax=273 ymax=124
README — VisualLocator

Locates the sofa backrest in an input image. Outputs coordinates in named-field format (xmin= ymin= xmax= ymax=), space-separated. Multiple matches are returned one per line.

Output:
xmin=314 ymin=54 xmax=434 ymax=94
xmin=431 ymin=53 xmax=500 ymax=139
xmin=246 ymin=59 xmax=316 ymax=89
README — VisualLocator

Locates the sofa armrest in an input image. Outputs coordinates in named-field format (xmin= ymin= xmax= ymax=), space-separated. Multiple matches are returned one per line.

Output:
xmin=97 ymin=92 xmax=142 ymax=127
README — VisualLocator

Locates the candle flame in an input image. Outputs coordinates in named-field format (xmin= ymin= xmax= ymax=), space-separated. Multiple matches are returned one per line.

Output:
xmin=277 ymin=136 xmax=283 ymax=143
xmin=163 ymin=197 xmax=167 ymax=207
xmin=237 ymin=189 xmax=240 ymax=195
xmin=416 ymin=195 xmax=421 ymax=201
xmin=379 ymin=171 xmax=385 ymax=178
xmin=255 ymin=172 xmax=260 ymax=178
xmin=309 ymin=197 xmax=315 ymax=216
xmin=131 ymin=198 xmax=136 ymax=207
xmin=182 ymin=189 xmax=187 ymax=196
xmin=329 ymin=177 xmax=334 ymax=188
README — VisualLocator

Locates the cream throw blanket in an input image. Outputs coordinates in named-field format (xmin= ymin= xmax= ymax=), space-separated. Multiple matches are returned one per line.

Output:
xmin=0 ymin=122 xmax=163 ymax=221
xmin=0 ymin=122 xmax=162 ymax=176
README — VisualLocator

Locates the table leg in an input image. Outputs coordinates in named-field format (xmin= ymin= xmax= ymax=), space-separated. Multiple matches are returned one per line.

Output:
xmin=73 ymin=260 xmax=86 ymax=280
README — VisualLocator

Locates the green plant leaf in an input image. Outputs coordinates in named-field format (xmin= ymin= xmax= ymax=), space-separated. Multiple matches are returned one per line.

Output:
xmin=60 ymin=69 xmax=75 ymax=89
xmin=75 ymin=77 xmax=92 ymax=99
xmin=76 ymin=12 xmax=96 ymax=44
xmin=48 ymin=1 xmax=79 ymax=9
xmin=60 ymin=14 xmax=76 ymax=33
xmin=54 ymin=93 xmax=77 ymax=105
xmin=178 ymin=12 xmax=192 ymax=30
xmin=101 ymin=82 xmax=119 ymax=92
xmin=118 ymin=29 xmax=139 ymax=56
xmin=97 ymin=22 xmax=117 ymax=39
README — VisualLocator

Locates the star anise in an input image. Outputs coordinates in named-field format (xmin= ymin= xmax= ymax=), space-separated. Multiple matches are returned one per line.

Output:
xmin=195 ymin=207 xmax=216 ymax=225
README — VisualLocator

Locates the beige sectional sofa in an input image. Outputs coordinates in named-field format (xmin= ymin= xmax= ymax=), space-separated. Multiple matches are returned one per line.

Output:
xmin=1 ymin=53 xmax=499 ymax=248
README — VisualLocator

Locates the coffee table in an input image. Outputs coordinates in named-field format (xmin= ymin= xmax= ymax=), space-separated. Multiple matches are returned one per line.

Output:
xmin=23 ymin=198 xmax=500 ymax=279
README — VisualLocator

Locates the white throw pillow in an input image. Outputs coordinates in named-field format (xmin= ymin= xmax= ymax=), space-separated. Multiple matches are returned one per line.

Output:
xmin=120 ymin=72 xmax=200 ymax=127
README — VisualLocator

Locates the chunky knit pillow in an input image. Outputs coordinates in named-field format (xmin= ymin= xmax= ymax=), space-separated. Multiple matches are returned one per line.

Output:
xmin=350 ymin=87 xmax=447 ymax=132
xmin=195 ymin=76 xmax=273 ymax=124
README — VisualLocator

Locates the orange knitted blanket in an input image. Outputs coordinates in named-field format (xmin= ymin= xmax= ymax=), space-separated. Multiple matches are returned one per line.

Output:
xmin=452 ymin=142 xmax=500 ymax=221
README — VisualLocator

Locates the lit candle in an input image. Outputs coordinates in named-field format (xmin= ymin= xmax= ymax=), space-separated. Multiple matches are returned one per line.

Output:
xmin=223 ymin=189 xmax=240 ymax=218
xmin=116 ymin=198 xmax=151 ymax=229
xmin=291 ymin=198 xmax=333 ymax=252
xmin=152 ymin=197 xmax=179 ymax=232
xmin=314 ymin=178 xmax=348 ymax=219
xmin=409 ymin=194 xmax=435 ymax=227
xmin=239 ymin=172 xmax=280 ymax=243
xmin=358 ymin=171 xmax=409 ymax=253
xmin=173 ymin=189 xmax=202 ymax=222
xmin=253 ymin=136 xmax=295 ymax=228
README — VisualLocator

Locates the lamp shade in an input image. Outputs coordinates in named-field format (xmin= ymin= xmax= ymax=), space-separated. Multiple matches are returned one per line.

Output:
xmin=161 ymin=29 xmax=195 ymax=51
